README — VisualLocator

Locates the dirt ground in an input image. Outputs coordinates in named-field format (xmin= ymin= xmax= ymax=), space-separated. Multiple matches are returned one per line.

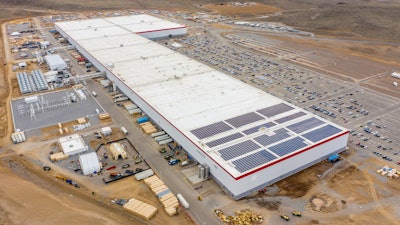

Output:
xmin=0 ymin=142 xmax=193 ymax=225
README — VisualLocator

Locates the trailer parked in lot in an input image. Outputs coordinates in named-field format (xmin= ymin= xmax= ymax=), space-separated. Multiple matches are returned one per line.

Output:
xmin=120 ymin=126 xmax=128 ymax=135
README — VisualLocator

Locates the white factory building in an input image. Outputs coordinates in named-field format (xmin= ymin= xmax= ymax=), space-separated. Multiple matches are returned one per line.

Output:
xmin=55 ymin=15 xmax=349 ymax=199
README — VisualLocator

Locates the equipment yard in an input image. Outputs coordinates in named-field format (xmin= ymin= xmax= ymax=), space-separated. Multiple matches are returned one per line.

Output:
xmin=1 ymin=1 xmax=400 ymax=225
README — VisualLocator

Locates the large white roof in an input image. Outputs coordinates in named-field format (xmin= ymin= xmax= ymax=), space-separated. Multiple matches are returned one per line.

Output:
xmin=56 ymin=15 xmax=348 ymax=178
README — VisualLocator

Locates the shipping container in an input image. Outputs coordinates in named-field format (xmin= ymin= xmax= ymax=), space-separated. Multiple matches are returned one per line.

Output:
xmin=154 ymin=134 xmax=170 ymax=142
xmin=151 ymin=131 xmax=166 ymax=138
xmin=137 ymin=117 xmax=149 ymax=124
xmin=158 ymin=138 xmax=173 ymax=145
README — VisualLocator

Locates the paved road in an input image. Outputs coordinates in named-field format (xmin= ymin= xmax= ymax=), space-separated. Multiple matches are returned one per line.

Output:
xmin=87 ymin=79 xmax=221 ymax=225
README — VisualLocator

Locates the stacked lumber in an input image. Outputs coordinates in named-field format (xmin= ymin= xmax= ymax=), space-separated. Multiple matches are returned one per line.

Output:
xmin=98 ymin=113 xmax=110 ymax=120
xmin=140 ymin=122 xmax=157 ymax=134
xmin=123 ymin=198 xmax=157 ymax=220
xmin=77 ymin=117 xmax=86 ymax=124
xmin=143 ymin=175 xmax=179 ymax=216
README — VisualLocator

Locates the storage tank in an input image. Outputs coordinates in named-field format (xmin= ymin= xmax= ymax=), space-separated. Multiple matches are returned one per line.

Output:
xmin=204 ymin=164 xmax=210 ymax=179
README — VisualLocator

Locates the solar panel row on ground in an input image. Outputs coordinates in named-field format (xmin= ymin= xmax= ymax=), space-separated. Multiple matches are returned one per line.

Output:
xmin=232 ymin=150 xmax=277 ymax=173
xmin=286 ymin=117 xmax=324 ymax=134
xmin=253 ymin=128 xmax=290 ymax=146
xmin=242 ymin=122 xmax=276 ymax=135
xmin=218 ymin=140 xmax=260 ymax=161
xmin=225 ymin=112 xmax=265 ymax=128
xmin=205 ymin=133 xmax=244 ymax=148
xmin=302 ymin=125 xmax=342 ymax=142
xmin=257 ymin=103 xmax=294 ymax=118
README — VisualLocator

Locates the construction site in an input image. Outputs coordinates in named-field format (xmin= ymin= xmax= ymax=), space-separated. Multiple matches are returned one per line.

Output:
xmin=1 ymin=1 xmax=400 ymax=225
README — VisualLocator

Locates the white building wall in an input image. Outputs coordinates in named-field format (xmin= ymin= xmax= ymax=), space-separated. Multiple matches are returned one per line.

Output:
xmin=138 ymin=27 xmax=187 ymax=39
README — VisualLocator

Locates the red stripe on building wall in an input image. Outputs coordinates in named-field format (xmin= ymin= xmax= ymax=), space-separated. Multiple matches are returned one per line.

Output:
xmin=235 ymin=130 xmax=350 ymax=180
xmin=135 ymin=26 xmax=187 ymax=34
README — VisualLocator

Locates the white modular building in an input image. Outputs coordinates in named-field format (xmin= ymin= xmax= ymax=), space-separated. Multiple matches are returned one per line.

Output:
xmin=59 ymin=134 xmax=88 ymax=156
xmin=44 ymin=54 xmax=68 ymax=71
xmin=55 ymin=15 xmax=349 ymax=199
xmin=79 ymin=152 xmax=101 ymax=175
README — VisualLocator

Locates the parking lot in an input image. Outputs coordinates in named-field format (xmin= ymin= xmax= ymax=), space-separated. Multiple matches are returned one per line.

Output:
xmin=160 ymin=27 xmax=400 ymax=167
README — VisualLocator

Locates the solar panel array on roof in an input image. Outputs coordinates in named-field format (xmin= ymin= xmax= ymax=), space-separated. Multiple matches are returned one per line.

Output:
xmin=269 ymin=137 xmax=307 ymax=156
xmin=253 ymin=128 xmax=290 ymax=146
xmin=287 ymin=117 xmax=324 ymax=134
xmin=219 ymin=140 xmax=260 ymax=161
xmin=275 ymin=112 xmax=306 ymax=124
xmin=206 ymin=133 xmax=244 ymax=148
xmin=232 ymin=150 xmax=278 ymax=173
xmin=302 ymin=125 xmax=343 ymax=142
xmin=225 ymin=112 xmax=264 ymax=128
xmin=17 ymin=72 xmax=32 ymax=94
xmin=242 ymin=122 xmax=276 ymax=135
xmin=257 ymin=103 xmax=294 ymax=118
xmin=190 ymin=121 xmax=232 ymax=139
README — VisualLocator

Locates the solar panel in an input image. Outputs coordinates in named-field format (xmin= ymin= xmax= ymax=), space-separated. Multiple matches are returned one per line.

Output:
xmin=242 ymin=122 xmax=276 ymax=135
xmin=268 ymin=137 xmax=307 ymax=156
xmin=225 ymin=112 xmax=264 ymax=128
xmin=257 ymin=103 xmax=294 ymax=118
xmin=205 ymin=133 xmax=244 ymax=148
xmin=190 ymin=121 xmax=232 ymax=139
xmin=232 ymin=150 xmax=277 ymax=173
xmin=302 ymin=125 xmax=343 ymax=142
xmin=219 ymin=140 xmax=260 ymax=161
xmin=253 ymin=128 xmax=290 ymax=146
xmin=275 ymin=112 xmax=306 ymax=124
xmin=286 ymin=117 xmax=324 ymax=134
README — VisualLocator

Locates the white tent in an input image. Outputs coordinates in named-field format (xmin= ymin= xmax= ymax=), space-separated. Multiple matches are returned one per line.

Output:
xmin=79 ymin=152 xmax=101 ymax=175
xmin=44 ymin=54 xmax=67 ymax=71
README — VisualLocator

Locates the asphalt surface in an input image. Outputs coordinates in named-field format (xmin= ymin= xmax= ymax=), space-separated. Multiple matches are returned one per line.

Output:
xmin=87 ymin=79 xmax=221 ymax=225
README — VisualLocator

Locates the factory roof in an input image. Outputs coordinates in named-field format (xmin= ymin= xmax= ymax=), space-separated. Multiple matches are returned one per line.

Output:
xmin=55 ymin=14 xmax=186 ymax=41
xmin=56 ymin=15 xmax=348 ymax=179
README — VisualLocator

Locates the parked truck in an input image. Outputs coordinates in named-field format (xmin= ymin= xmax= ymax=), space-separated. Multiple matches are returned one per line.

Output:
xmin=177 ymin=193 xmax=189 ymax=209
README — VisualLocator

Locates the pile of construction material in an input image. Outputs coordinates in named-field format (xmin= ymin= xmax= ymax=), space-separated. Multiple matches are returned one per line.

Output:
xmin=123 ymin=198 xmax=157 ymax=220
xmin=140 ymin=122 xmax=157 ymax=134
xmin=144 ymin=175 xmax=179 ymax=216
xmin=377 ymin=166 xmax=399 ymax=179
xmin=214 ymin=209 xmax=263 ymax=225
xmin=50 ymin=152 xmax=69 ymax=162
xmin=98 ymin=112 xmax=110 ymax=120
